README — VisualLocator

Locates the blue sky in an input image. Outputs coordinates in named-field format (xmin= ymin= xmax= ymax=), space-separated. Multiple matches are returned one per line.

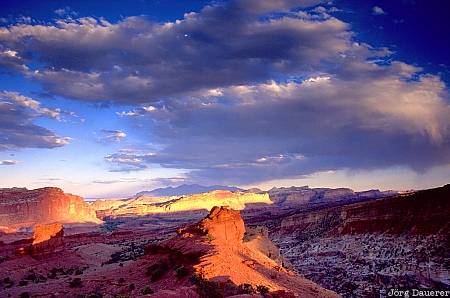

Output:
xmin=0 ymin=0 xmax=449 ymax=198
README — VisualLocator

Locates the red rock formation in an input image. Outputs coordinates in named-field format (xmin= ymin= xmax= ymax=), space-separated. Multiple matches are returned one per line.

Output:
xmin=153 ymin=206 xmax=339 ymax=297
xmin=31 ymin=223 xmax=64 ymax=255
xmin=197 ymin=206 xmax=245 ymax=243
xmin=0 ymin=187 xmax=100 ymax=227
xmin=339 ymin=184 xmax=450 ymax=235
xmin=279 ymin=184 xmax=450 ymax=237
xmin=32 ymin=223 xmax=64 ymax=245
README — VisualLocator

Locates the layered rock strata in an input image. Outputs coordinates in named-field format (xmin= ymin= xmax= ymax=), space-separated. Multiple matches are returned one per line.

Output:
xmin=270 ymin=185 xmax=450 ymax=297
xmin=0 ymin=187 xmax=100 ymax=227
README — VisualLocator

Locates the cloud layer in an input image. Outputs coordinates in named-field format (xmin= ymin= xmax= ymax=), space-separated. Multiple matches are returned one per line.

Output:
xmin=0 ymin=1 xmax=351 ymax=103
xmin=1 ymin=0 xmax=449 ymax=184
xmin=106 ymin=69 xmax=450 ymax=184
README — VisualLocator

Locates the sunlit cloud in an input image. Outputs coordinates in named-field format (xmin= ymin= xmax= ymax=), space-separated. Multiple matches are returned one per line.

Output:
xmin=372 ymin=6 xmax=386 ymax=15
xmin=0 ymin=160 xmax=18 ymax=165
xmin=98 ymin=129 xmax=126 ymax=142
xmin=0 ymin=91 xmax=71 ymax=150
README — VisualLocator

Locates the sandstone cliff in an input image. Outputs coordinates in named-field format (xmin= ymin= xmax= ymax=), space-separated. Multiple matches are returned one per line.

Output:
xmin=278 ymin=184 xmax=450 ymax=238
xmin=267 ymin=186 xmax=391 ymax=207
xmin=94 ymin=190 xmax=272 ymax=218
xmin=92 ymin=186 xmax=393 ymax=220
xmin=0 ymin=187 xmax=100 ymax=227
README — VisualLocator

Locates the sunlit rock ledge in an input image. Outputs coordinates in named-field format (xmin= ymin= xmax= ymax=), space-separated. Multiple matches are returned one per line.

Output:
xmin=93 ymin=190 xmax=272 ymax=218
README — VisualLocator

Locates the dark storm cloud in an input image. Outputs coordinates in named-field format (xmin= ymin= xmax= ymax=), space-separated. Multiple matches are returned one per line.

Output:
xmin=106 ymin=65 xmax=450 ymax=184
xmin=0 ymin=91 xmax=70 ymax=150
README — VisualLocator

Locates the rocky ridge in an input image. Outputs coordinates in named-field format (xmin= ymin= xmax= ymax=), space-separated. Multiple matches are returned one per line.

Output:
xmin=92 ymin=185 xmax=394 ymax=220
xmin=267 ymin=186 xmax=394 ymax=207
xmin=0 ymin=187 xmax=101 ymax=228
xmin=147 ymin=206 xmax=340 ymax=297
xmin=0 ymin=205 xmax=340 ymax=298
xmin=94 ymin=190 xmax=272 ymax=219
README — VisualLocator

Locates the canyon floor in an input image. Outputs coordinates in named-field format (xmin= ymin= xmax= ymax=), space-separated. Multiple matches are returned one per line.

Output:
xmin=0 ymin=185 xmax=448 ymax=297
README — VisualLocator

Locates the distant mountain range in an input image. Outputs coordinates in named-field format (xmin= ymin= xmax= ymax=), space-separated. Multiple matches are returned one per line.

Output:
xmin=135 ymin=184 xmax=242 ymax=197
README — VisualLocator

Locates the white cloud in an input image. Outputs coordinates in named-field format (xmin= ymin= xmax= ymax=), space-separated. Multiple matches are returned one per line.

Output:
xmin=99 ymin=129 xmax=127 ymax=142
xmin=0 ymin=91 xmax=71 ymax=150
xmin=0 ymin=91 xmax=62 ymax=120
xmin=54 ymin=6 xmax=77 ymax=17
xmin=143 ymin=105 xmax=157 ymax=112
xmin=372 ymin=6 xmax=386 ymax=15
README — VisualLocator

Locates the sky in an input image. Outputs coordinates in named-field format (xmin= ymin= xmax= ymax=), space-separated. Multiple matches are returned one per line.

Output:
xmin=0 ymin=0 xmax=449 ymax=198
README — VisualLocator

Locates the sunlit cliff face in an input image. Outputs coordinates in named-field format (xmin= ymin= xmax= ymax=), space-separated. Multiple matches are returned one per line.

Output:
xmin=32 ymin=223 xmax=63 ymax=245
xmin=0 ymin=187 xmax=100 ymax=227
xmin=93 ymin=190 xmax=272 ymax=217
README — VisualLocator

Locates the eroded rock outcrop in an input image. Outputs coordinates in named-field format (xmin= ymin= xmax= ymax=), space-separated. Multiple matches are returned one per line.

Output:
xmin=31 ymin=223 xmax=64 ymax=255
xmin=244 ymin=226 xmax=286 ymax=267
xmin=196 ymin=206 xmax=245 ymax=243
xmin=0 ymin=187 xmax=100 ymax=227
xmin=149 ymin=206 xmax=339 ymax=297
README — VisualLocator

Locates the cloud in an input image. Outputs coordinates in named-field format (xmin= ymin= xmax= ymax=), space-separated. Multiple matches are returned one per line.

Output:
xmin=54 ymin=7 xmax=77 ymax=17
xmin=0 ymin=160 xmax=18 ymax=165
xmin=106 ymin=62 xmax=450 ymax=184
xmin=149 ymin=177 xmax=187 ymax=186
xmin=98 ymin=129 xmax=126 ymax=142
xmin=104 ymin=151 xmax=154 ymax=172
xmin=0 ymin=1 xmax=351 ymax=104
xmin=91 ymin=176 xmax=185 ymax=185
xmin=231 ymin=0 xmax=324 ymax=13
xmin=116 ymin=105 xmax=158 ymax=117
xmin=92 ymin=179 xmax=124 ymax=184
xmin=372 ymin=6 xmax=386 ymax=15
xmin=0 ymin=91 xmax=71 ymax=150
xmin=1 ymin=91 xmax=62 ymax=120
